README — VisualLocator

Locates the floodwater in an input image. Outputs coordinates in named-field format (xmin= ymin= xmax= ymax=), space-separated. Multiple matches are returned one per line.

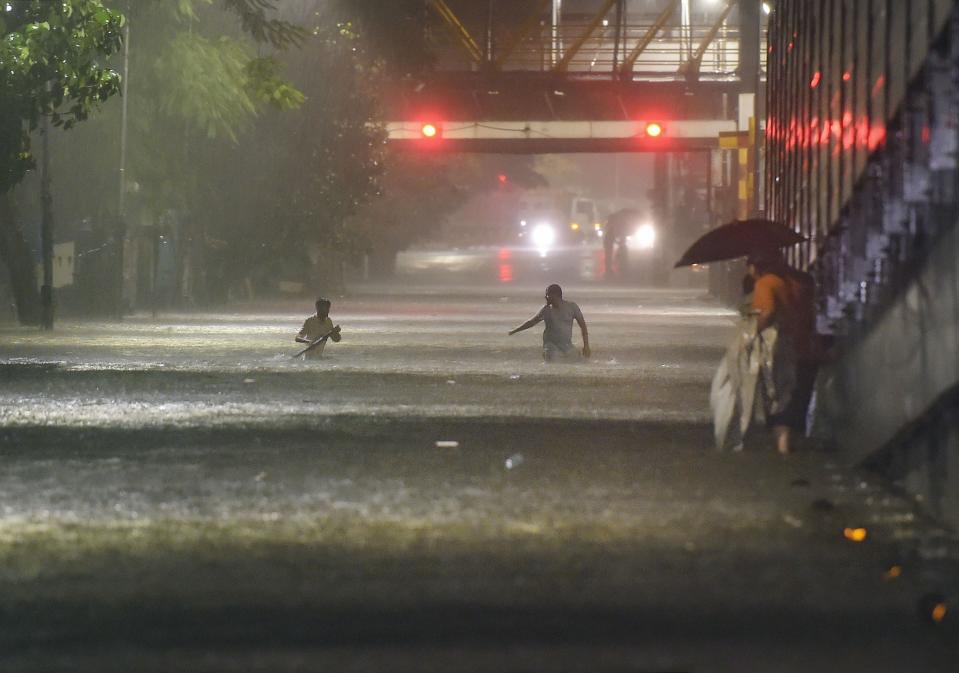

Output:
xmin=0 ymin=284 xmax=956 ymax=672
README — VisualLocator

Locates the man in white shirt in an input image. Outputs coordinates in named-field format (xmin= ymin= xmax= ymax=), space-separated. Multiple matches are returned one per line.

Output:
xmin=509 ymin=284 xmax=591 ymax=362
xmin=295 ymin=298 xmax=341 ymax=359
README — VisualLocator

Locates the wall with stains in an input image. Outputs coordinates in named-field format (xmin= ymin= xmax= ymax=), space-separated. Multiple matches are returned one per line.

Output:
xmin=765 ymin=0 xmax=959 ymax=525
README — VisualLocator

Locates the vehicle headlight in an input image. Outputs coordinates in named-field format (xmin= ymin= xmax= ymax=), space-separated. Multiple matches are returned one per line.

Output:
xmin=634 ymin=223 xmax=656 ymax=249
xmin=531 ymin=223 xmax=556 ymax=249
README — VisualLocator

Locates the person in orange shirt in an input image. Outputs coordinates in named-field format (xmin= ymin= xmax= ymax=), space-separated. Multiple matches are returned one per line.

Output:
xmin=747 ymin=250 xmax=817 ymax=455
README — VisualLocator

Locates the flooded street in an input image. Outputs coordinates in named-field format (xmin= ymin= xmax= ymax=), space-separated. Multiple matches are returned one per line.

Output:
xmin=1 ymin=285 xmax=956 ymax=672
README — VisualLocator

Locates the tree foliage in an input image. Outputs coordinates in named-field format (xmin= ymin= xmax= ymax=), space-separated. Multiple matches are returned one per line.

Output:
xmin=0 ymin=0 xmax=124 ymax=193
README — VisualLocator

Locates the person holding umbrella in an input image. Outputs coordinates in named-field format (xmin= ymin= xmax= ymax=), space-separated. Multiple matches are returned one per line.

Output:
xmin=746 ymin=249 xmax=817 ymax=454
xmin=675 ymin=219 xmax=817 ymax=454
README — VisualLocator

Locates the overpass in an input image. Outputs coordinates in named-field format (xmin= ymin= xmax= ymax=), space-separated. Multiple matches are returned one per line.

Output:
xmin=385 ymin=0 xmax=766 ymax=153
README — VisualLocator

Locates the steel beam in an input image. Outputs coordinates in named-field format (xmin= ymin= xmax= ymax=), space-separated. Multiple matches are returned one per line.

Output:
xmin=429 ymin=0 xmax=484 ymax=65
xmin=493 ymin=0 xmax=551 ymax=69
xmin=553 ymin=0 xmax=619 ymax=72
xmin=386 ymin=119 xmax=736 ymax=153
xmin=619 ymin=0 xmax=680 ymax=77
xmin=680 ymin=0 xmax=738 ymax=81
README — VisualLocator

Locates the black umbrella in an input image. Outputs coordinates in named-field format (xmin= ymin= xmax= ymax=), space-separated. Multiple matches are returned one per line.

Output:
xmin=673 ymin=218 xmax=806 ymax=268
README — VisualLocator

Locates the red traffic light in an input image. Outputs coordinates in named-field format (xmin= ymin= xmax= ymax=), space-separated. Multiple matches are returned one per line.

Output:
xmin=421 ymin=123 xmax=439 ymax=138
xmin=645 ymin=122 xmax=664 ymax=138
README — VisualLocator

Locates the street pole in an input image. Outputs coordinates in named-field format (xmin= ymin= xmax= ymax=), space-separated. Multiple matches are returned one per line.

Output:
xmin=39 ymin=113 xmax=54 ymax=331
xmin=551 ymin=0 xmax=562 ymax=66
xmin=116 ymin=13 xmax=131 ymax=319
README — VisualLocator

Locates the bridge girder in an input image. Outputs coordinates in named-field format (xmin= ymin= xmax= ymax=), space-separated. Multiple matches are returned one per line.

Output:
xmin=385 ymin=77 xmax=740 ymax=123
xmin=386 ymin=119 xmax=737 ymax=153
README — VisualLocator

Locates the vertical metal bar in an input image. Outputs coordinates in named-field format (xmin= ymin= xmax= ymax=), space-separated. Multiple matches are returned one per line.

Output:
xmin=552 ymin=0 xmax=563 ymax=66
xmin=485 ymin=0 xmax=494 ymax=64
xmin=612 ymin=0 xmax=624 ymax=72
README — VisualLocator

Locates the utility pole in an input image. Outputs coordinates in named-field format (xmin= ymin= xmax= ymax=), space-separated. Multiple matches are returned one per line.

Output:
xmin=116 ymin=13 xmax=131 ymax=319
xmin=39 ymin=113 xmax=54 ymax=331
xmin=551 ymin=0 xmax=563 ymax=66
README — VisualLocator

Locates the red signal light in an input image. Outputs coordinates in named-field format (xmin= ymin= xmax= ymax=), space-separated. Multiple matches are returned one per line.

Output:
xmin=645 ymin=122 xmax=664 ymax=138
xmin=421 ymin=123 xmax=439 ymax=138
xmin=497 ymin=173 xmax=508 ymax=184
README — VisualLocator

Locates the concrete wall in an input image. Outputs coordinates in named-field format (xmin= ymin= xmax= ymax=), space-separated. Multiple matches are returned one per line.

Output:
xmin=828 ymin=215 xmax=959 ymax=526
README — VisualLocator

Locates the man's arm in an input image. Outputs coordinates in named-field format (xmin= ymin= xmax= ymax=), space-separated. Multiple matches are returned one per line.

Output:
xmin=574 ymin=308 xmax=591 ymax=358
xmin=330 ymin=325 xmax=342 ymax=342
xmin=295 ymin=321 xmax=310 ymax=343
xmin=509 ymin=308 xmax=545 ymax=335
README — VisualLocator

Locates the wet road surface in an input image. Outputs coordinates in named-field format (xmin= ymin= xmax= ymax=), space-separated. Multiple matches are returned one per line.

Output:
xmin=0 ymin=285 xmax=956 ymax=672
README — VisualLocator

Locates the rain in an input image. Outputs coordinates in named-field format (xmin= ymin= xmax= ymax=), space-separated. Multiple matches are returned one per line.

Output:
xmin=1 ymin=1 xmax=958 ymax=671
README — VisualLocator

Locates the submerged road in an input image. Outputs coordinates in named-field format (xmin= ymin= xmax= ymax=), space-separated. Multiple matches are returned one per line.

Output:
xmin=0 ymin=285 xmax=956 ymax=672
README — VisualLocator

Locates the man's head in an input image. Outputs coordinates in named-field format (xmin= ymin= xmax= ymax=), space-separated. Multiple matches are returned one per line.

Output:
xmin=315 ymin=298 xmax=332 ymax=318
xmin=545 ymin=284 xmax=563 ymax=306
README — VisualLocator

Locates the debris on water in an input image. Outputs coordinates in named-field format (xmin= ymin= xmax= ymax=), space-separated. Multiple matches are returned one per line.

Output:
xmin=446 ymin=380 xmax=456 ymax=385
xmin=436 ymin=440 xmax=459 ymax=448
xmin=505 ymin=453 xmax=524 ymax=470
xmin=843 ymin=527 xmax=868 ymax=542
xmin=509 ymin=374 xmax=521 ymax=380
xmin=918 ymin=593 xmax=949 ymax=624
xmin=783 ymin=514 xmax=804 ymax=528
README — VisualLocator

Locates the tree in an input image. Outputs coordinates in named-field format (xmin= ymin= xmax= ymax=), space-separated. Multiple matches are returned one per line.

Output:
xmin=220 ymin=7 xmax=387 ymax=294
xmin=0 ymin=0 xmax=124 ymax=324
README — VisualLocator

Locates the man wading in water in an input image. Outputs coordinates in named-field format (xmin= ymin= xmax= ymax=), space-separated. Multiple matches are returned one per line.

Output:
xmin=509 ymin=284 xmax=591 ymax=362
xmin=295 ymin=297 xmax=341 ymax=359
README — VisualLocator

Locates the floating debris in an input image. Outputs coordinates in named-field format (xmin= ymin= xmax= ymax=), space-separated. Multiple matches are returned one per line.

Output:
xmin=783 ymin=514 xmax=804 ymax=528
xmin=918 ymin=593 xmax=949 ymax=624
xmin=505 ymin=453 xmax=524 ymax=470
xmin=435 ymin=440 xmax=459 ymax=449
xmin=843 ymin=527 xmax=868 ymax=542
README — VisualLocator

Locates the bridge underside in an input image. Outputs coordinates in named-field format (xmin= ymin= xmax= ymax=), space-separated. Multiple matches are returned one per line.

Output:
xmin=385 ymin=118 xmax=736 ymax=153
xmin=385 ymin=76 xmax=740 ymax=122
